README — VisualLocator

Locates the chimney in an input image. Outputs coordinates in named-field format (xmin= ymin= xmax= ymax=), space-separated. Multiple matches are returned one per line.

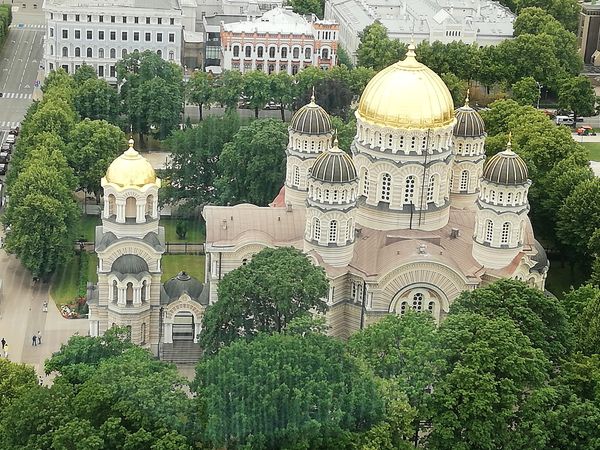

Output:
xmin=286 ymin=202 xmax=293 ymax=212
xmin=450 ymin=228 xmax=460 ymax=239
xmin=222 ymin=219 xmax=228 ymax=230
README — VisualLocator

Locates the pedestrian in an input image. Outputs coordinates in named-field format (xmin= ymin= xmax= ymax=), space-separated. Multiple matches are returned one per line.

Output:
xmin=1 ymin=338 xmax=5 ymax=349
xmin=32 ymin=334 xmax=37 ymax=346
xmin=37 ymin=331 xmax=42 ymax=345
xmin=4 ymin=343 xmax=8 ymax=358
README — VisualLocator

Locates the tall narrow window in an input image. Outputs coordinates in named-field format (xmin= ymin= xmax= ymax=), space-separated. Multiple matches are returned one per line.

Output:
xmin=112 ymin=280 xmax=118 ymax=302
xmin=381 ymin=173 xmax=391 ymax=202
xmin=346 ymin=218 xmax=353 ymax=241
xmin=233 ymin=45 xmax=239 ymax=57
xmin=412 ymin=292 xmax=423 ymax=311
xmin=363 ymin=169 xmax=369 ymax=196
xmin=141 ymin=280 xmax=147 ymax=301
xmin=460 ymin=170 xmax=469 ymax=191
xmin=485 ymin=219 xmax=494 ymax=243
xmin=126 ymin=282 xmax=133 ymax=305
xmin=404 ymin=175 xmax=415 ymax=204
xmin=313 ymin=218 xmax=321 ymax=241
xmin=501 ymin=222 xmax=510 ymax=244
xmin=427 ymin=175 xmax=436 ymax=202
xmin=293 ymin=166 xmax=300 ymax=186
xmin=329 ymin=220 xmax=338 ymax=243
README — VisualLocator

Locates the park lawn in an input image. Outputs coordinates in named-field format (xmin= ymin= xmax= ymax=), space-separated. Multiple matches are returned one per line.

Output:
xmin=161 ymin=217 xmax=205 ymax=242
xmin=581 ymin=142 xmax=600 ymax=162
xmin=79 ymin=215 xmax=101 ymax=242
xmin=88 ymin=253 xmax=98 ymax=283
xmin=50 ymin=256 xmax=80 ymax=307
xmin=545 ymin=258 xmax=587 ymax=299
xmin=161 ymin=254 xmax=205 ymax=282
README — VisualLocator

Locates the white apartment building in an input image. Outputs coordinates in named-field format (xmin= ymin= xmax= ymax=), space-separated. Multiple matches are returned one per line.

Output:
xmin=43 ymin=0 xmax=184 ymax=82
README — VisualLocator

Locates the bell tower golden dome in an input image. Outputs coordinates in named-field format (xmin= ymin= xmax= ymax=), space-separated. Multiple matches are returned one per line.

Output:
xmin=357 ymin=44 xmax=455 ymax=129
xmin=104 ymin=138 xmax=160 ymax=188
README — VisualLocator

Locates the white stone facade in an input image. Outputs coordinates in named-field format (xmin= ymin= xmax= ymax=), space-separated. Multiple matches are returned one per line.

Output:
xmin=43 ymin=0 xmax=183 ymax=82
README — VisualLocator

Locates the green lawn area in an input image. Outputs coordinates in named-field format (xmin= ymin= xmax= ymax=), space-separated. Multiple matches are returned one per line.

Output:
xmin=50 ymin=257 xmax=80 ymax=307
xmin=79 ymin=215 xmax=101 ymax=242
xmin=545 ymin=258 xmax=587 ymax=299
xmin=161 ymin=217 xmax=205 ymax=243
xmin=88 ymin=253 xmax=98 ymax=283
xmin=581 ymin=142 xmax=600 ymax=162
xmin=161 ymin=254 xmax=205 ymax=282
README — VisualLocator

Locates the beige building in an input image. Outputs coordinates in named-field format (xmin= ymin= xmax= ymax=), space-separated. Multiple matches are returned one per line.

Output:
xmin=578 ymin=2 xmax=600 ymax=65
xmin=88 ymin=139 xmax=208 ymax=360
xmin=203 ymin=47 xmax=548 ymax=338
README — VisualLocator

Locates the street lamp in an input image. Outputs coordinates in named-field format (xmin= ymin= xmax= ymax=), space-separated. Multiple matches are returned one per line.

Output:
xmin=536 ymin=81 xmax=543 ymax=109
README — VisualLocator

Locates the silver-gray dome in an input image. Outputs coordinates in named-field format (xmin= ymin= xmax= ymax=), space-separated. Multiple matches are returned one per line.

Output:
xmin=454 ymin=102 xmax=485 ymax=137
xmin=111 ymin=254 xmax=149 ymax=274
xmin=163 ymin=271 xmax=204 ymax=301
xmin=310 ymin=142 xmax=357 ymax=183
xmin=290 ymin=95 xmax=332 ymax=135
xmin=483 ymin=141 xmax=529 ymax=185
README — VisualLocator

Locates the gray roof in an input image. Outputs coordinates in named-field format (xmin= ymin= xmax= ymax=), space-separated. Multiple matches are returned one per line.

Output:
xmin=290 ymin=99 xmax=332 ymax=135
xmin=96 ymin=231 xmax=118 ymax=252
xmin=454 ymin=105 xmax=485 ymax=138
xmin=45 ymin=0 xmax=181 ymax=10
xmin=310 ymin=145 xmax=357 ymax=183
xmin=483 ymin=147 xmax=528 ymax=185
xmin=111 ymin=254 xmax=149 ymax=274
xmin=163 ymin=271 xmax=207 ymax=305
xmin=530 ymin=240 xmax=549 ymax=272
xmin=142 ymin=232 xmax=163 ymax=251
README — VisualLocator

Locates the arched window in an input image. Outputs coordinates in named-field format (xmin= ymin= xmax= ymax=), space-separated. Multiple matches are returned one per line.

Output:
xmin=87 ymin=47 xmax=92 ymax=57
xmin=501 ymin=222 xmax=511 ymax=244
xmin=293 ymin=47 xmax=300 ymax=59
xmin=126 ymin=282 xmax=133 ymax=305
xmin=304 ymin=47 xmax=311 ymax=59
xmin=156 ymin=49 xmax=162 ymax=58
xmin=125 ymin=197 xmax=136 ymax=219
xmin=245 ymin=46 xmax=252 ymax=57
xmin=381 ymin=173 xmax=392 ymax=202
xmin=316 ymin=188 xmax=321 ymax=200
xmin=333 ymin=190 xmax=339 ymax=202
xmin=75 ymin=47 xmax=81 ymax=57
xmin=427 ymin=301 xmax=435 ymax=314
xmin=108 ymin=194 xmax=116 ymax=216
xmin=99 ymin=48 xmax=104 ymax=58
xmin=399 ymin=301 xmax=409 ymax=315
xmin=485 ymin=219 xmax=494 ymax=243
xmin=491 ymin=190 xmax=496 ymax=202
xmin=498 ymin=191 xmax=504 ymax=204
xmin=404 ymin=175 xmax=415 ymax=204
xmin=507 ymin=192 xmax=513 ymax=205
xmin=110 ymin=48 xmax=116 ymax=58
xmin=233 ymin=45 xmax=240 ymax=57
xmin=387 ymin=134 xmax=393 ymax=149
xmin=50 ymin=44 xmax=54 ymax=56
xmin=346 ymin=218 xmax=353 ymax=241
xmin=427 ymin=175 xmax=436 ymax=203
xmin=516 ymin=192 xmax=522 ymax=203
xmin=313 ymin=217 xmax=321 ymax=240
xmin=460 ymin=170 xmax=469 ymax=191
xmin=62 ymin=46 xmax=69 ymax=57
xmin=281 ymin=47 xmax=288 ymax=58
xmin=169 ymin=51 xmax=174 ymax=60
xmin=324 ymin=189 xmax=330 ymax=201
xmin=112 ymin=280 xmax=118 ymax=302
xmin=363 ymin=169 xmax=369 ymax=196
xmin=412 ymin=292 xmax=423 ymax=311
xmin=121 ymin=48 xmax=127 ymax=58
xmin=329 ymin=220 xmax=338 ymax=243
xmin=293 ymin=166 xmax=300 ymax=186
xmin=257 ymin=46 xmax=263 ymax=58
xmin=269 ymin=46 xmax=275 ymax=58
xmin=141 ymin=280 xmax=147 ymax=301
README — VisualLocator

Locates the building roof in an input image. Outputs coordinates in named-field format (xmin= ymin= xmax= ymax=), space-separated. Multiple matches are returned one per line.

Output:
xmin=45 ymin=0 xmax=181 ymax=10
xmin=290 ymin=95 xmax=332 ymax=135
xmin=111 ymin=254 xmax=149 ymax=274
xmin=482 ymin=141 xmax=529 ymax=185
xmin=163 ymin=271 xmax=206 ymax=304
xmin=222 ymin=7 xmax=315 ymax=35
xmin=310 ymin=141 xmax=357 ymax=183
xmin=453 ymin=96 xmax=486 ymax=137
xmin=104 ymin=139 xmax=160 ymax=189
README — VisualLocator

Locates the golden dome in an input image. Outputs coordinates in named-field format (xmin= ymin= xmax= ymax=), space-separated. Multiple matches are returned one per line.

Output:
xmin=357 ymin=44 xmax=455 ymax=129
xmin=105 ymin=139 xmax=158 ymax=187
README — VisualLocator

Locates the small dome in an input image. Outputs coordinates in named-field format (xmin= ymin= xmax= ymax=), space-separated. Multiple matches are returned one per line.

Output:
xmin=483 ymin=139 xmax=529 ymax=185
xmin=105 ymin=139 xmax=158 ymax=187
xmin=290 ymin=93 xmax=332 ymax=135
xmin=454 ymin=94 xmax=486 ymax=137
xmin=111 ymin=254 xmax=149 ymax=274
xmin=310 ymin=139 xmax=357 ymax=183
xmin=357 ymin=44 xmax=455 ymax=130
xmin=164 ymin=271 xmax=204 ymax=301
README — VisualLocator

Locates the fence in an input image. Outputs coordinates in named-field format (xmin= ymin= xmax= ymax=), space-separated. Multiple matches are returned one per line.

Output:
xmin=75 ymin=241 xmax=205 ymax=255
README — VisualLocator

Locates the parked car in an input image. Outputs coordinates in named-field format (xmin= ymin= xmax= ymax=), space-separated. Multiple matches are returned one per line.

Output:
xmin=577 ymin=125 xmax=597 ymax=136
xmin=8 ymin=127 xmax=19 ymax=135
xmin=5 ymin=135 xmax=15 ymax=144
xmin=1 ymin=143 xmax=11 ymax=154
xmin=263 ymin=101 xmax=281 ymax=110
xmin=0 ymin=163 xmax=6 ymax=175
xmin=555 ymin=115 xmax=575 ymax=126
xmin=0 ymin=152 xmax=9 ymax=163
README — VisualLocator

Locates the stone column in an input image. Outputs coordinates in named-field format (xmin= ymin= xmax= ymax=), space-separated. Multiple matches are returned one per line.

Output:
xmin=194 ymin=323 xmax=201 ymax=343
xmin=117 ymin=287 xmax=126 ymax=306
xmin=136 ymin=202 xmax=146 ymax=223
xmin=116 ymin=200 xmax=125 ymax=223
xmin=165 ymin=323 xmax=173 ymax=343
xmin=133 ymin=287 xmax=142 ymax=305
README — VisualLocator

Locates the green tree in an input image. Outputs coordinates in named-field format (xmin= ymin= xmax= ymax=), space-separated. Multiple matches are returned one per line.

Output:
xmin=428 ymin=313 xmax=549 ymax=449
xmin=337 ymin=46 xmax=354 ymax=68
xmin=558 ymin=75 xmax=597 ymax=125
xmin=294 ymin=66 xmax=327 ymax=106
xmin=449 ymin=279 xmax=572 ymax=362
xmin=65 ymin=119 xmax=126 ymax=197
xmin=42 ymin=68 xmax=75 ymax=93
xmin=330 ymin=115 xmax=357 ymax=152
xmin=289 ymin=0 xmax=323 ymax=17
xmin=194 ymin=332 xmax=383 ymax=449
xmin=511 ymin=76 xmax=540 ymax=106
xmin=186 ymin=70 xmax=214 ymax=121
xmin=72 ymin=63 xmax=98 ymax=84
xmin=73 ymin=78 xmax=120 ymax=123
xmin=270 ymin=71 xmax=294 ymax=121
xmin=213 ymin=69 xmax=243 ymax=111
xmin=356 ymin=22 xmax=407 ymax=71
xmin=215 ymin=118 xmax=288 ymax=205
xmin=440 ymin=72 xmax=468 ymax=107
xmin=242 ymin=70 xmax=271 ymax=119
xmin=0 ymin=359 xmax=37 ymax=411
xmin=162 ymin=113 xmax=241 ymax=209
xmin=199 ymin=247 xmax=329 ymax=354
xmin=349 ymin=66 xmax=376 ymax=96
xmin=561 ymin=285 xmax=600 ymax=355
xmin=142 ymin=76 xmax=184 ymax=140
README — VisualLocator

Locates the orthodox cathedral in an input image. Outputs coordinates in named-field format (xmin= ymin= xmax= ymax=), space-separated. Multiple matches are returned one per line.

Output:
xmin=203 ymin=45 xmax=548 ymax=337
xmin=88 ymin=45 xmax=548 ymax=348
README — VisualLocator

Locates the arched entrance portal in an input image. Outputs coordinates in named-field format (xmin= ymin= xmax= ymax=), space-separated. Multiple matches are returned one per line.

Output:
xmin=172 ymin=311 xmax=195 ymax=341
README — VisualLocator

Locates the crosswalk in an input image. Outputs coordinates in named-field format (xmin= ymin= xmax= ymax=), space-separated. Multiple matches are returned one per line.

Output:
xmin=0 ymin=92 xmax=32 ymax=99
xmin=0 ymin=121 xmax=20 ymax=130
xmin=9 ymin=24 xmax=45 ymax=30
